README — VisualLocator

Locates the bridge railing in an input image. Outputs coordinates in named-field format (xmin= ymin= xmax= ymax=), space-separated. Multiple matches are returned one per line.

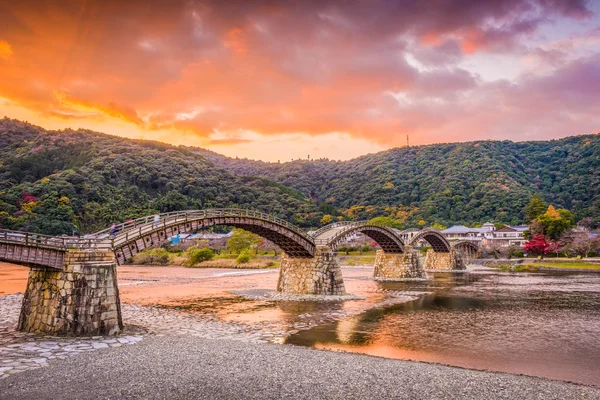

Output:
xmin=313 ymin=221 xmax=402 ymax=246
xmin=0 ymin=229 xmax=112 ymax=251
xmin=92 ymin=208 xmax=313 ymax=248
xmin=310 ymin=221 xmax=358 ymax=238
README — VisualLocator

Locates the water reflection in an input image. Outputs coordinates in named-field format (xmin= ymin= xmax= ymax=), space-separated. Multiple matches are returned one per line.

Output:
xmin=286 ymin=271 xmax=600 ymax=387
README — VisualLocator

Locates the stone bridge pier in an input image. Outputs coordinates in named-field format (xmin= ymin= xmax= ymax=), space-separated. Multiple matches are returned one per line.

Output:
xmin=18 ymin=250 xmax=122 ymax=336
xmin=373 ymin=246 xmax=426 ymax=280
xmin=423 ymin=248 xmax=466 ymax=271
xmin=277 ymin=246 xmax=345 ymax=295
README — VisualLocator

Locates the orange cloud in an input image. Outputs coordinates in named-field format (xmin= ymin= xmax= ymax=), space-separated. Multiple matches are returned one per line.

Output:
xmin=223 ymin=28 xmax=247 ymax=54
xmin=0 ymin=40 xmax=13 ymax=60
xmin=51 ymin=91 xmax=144 ymax=126
xmin=0 ymin=0 xmax=598 ymax=160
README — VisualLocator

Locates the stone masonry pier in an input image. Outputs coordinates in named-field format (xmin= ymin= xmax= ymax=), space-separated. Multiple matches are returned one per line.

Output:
xmin=18 ymin=250 xmax=122 ymax=336
xmin=373 ymin=247 xmax=426 ymax=280
xmin=423 ymin=248 xmax=466 ymax=271
xmin=277 ymin=246 xmax=345 ymax=295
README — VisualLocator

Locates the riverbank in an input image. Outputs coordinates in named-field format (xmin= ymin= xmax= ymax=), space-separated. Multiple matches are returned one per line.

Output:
xmin=483 ymin=259 xmax=600 ymax=272
xmin=1 ymin=334 xmax=598 ymax=400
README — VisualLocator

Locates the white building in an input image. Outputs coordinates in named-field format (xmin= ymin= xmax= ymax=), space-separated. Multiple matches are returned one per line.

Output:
xmin=441 ymin=223 xmax=529 ymax=247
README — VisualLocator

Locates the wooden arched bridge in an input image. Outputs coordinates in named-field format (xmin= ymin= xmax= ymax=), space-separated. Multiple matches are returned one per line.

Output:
xmin=1 ymin=208 xmax=468 ymax=269
xmin=0 ymin=208 xmax=478 ymax=336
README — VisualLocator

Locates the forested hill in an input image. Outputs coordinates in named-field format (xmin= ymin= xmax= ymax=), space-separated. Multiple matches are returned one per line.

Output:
xmin=0 ymin=119 xmax=312 ymax=235
xmin=1 ymin=117 xmax=599 ymax=236
xmin=193 ymin=133 xmax=600 ymax=227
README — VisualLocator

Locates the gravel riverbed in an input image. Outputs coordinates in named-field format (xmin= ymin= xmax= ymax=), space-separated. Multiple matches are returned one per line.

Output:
xmin=2 ymin=264 xmax=599 ymax=398
xmin=1 ymin=334 xmax=599 ymax=400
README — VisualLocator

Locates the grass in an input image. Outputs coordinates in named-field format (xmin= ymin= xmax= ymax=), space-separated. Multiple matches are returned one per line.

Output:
xmin=338 ymin=255 xmax=376 ymax=266
xmin=489 ymin=260 xmax=600 ymax=272
xmin=187 ymin=258 xmax=279 ymax=269
xmin=526 ymin=261 xmax=600 ymax=271
xmin=336 ymin=250 xmax=377 ymax=256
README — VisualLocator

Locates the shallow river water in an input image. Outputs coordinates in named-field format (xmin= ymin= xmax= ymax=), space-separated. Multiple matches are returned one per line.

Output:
xmin=286 ymin=270 xmax=600 ymax=387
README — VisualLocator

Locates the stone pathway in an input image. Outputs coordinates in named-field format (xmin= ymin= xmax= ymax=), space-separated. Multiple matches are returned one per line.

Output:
xmin=0 ymin=335 xmax=143 ymax=379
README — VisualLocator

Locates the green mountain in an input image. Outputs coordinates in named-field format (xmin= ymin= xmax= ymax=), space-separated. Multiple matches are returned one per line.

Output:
xmin=0 ymin=118 xmax=313 ymax=235
xmin=1 ymin=117 xmax=599 ymax=235
xmin=194 ymin=134 xmax=600 ymax=227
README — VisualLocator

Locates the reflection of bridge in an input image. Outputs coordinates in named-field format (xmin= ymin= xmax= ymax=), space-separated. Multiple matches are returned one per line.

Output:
xmin=0 ymin=208 xmax=478 ymax=337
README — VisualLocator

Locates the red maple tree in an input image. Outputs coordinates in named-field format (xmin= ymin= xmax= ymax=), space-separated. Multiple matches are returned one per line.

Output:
xmin=524 ymin=234 xmax=552 ymax=258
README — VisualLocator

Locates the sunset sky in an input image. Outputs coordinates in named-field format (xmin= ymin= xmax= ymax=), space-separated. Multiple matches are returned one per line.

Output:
xmin=1 ymin=0 xmax=599 ymax=161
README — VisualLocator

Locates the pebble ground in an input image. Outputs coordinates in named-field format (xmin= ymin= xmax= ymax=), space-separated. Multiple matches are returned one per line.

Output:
xmin=1 ymin=335 xmax=599 ymax=400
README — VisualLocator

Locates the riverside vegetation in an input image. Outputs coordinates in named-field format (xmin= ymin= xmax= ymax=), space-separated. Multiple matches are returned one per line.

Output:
xmin=128 ymin=229 xmax=277 ymax=269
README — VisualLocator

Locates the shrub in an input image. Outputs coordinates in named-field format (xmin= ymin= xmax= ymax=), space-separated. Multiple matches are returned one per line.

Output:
xmin=184 ymin=246 xmax=215 ymax=266
xmin=129 ymin=248 xmax=172 ymax=265
xmin=190 ymin=247 xmax=215 ymax=265
xmin=236 ymin=249 xmax=252 ymax=264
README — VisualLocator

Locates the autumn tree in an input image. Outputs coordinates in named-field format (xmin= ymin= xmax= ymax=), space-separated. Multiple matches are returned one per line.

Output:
xmin=320 ymin=214 xmax=333 ymax=226
xmin=536 ymin=205 xmax=575 ymax=240
xmin=524 ymin=234 xmax=552 ymax=259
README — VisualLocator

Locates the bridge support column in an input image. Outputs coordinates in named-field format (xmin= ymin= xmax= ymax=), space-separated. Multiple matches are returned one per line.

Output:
xmin=423 ymin=248 xmax=466 ymax=271
xmin=277 ymin=246 xmax=345 ymax=295
xmin=373 ymin=247 xmax=426 ymax=280
xmin=18 ymin=250 xmax=123 ymax=336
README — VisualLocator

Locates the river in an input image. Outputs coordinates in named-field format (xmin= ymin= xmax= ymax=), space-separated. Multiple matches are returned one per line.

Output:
xmin=286 ymin=270 xmax=600 ymax=387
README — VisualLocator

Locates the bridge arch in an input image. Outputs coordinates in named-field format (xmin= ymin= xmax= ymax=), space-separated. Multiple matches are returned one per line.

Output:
xmin=313 ymin=222 xmax=405 ymax=253
xmin=93 ymin=209 xmax=316 ymax=264
xmin=452 ymin=240 xmax=479 ymax=255
xmin=409 ymin=229 xmax=451 ymax=252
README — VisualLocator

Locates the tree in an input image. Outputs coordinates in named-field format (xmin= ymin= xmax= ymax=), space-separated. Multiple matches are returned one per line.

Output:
xmin=227 ymin=228 xmax=261 ymax=254
xmin=430 ymin=222 xmax=448 ymax=231
xmin=506 ymin=244 xmax=520 ymax=260
xmin=536 ymin=205 xmax=575 ymax=240
xmin=236 ymin=249 xmax=252 ymax=264
xmin=524 ymin=234 xmax=552 ymax=258
xmin=483 ymin=242 xmax=503 ymax=259
xmin=369 ymin=216 xmax=403 ymax=229
xmin=320 ymin=214 xmax=333 ymax=226
xmin=493 ymin=222 xmax=506 ymax=230
xmin=186 ymin=247 xmax=214 ymax=265
xmin=563 ymin=234 xmax=600 ymax=258
xmin=525 ymin=194 xmax=547 ymax=222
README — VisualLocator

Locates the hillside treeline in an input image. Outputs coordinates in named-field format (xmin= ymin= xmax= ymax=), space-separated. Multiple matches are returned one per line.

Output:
xmin=1 ymin=118 xmax=598 ymax=235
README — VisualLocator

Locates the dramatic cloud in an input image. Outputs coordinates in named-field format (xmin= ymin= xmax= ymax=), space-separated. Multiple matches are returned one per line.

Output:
xmin=0 ymin=0 xmax=598 ymax=160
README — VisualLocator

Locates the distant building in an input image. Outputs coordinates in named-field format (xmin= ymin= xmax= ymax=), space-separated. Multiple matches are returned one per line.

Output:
xmin=488 ymin=225 xmax=529 ymax=247
xmin=169 ymin=231 xmax=233 ymax=248
xmin=397 ymin=228 xmax=420 ymax=243
xmin=441 ymin=223 xmax=529 ymax=247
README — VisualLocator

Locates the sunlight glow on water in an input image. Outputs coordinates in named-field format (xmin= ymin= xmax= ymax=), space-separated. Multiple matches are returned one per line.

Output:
xmin=286 ymin=271 xmax=600 ymax=387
